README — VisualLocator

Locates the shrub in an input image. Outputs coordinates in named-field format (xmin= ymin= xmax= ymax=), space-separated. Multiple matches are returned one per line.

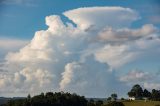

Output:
xmin=105 ymin=101 xmax=125 ymax=106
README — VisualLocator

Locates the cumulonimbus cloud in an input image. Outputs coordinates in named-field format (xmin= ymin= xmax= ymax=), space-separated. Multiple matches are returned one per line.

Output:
xmin=0 ymin=6 xmax=160 ymax=97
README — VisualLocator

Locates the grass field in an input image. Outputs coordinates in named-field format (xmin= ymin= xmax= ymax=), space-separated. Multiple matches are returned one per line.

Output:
xmin=123 ymin=100 xmax=160 ymax=106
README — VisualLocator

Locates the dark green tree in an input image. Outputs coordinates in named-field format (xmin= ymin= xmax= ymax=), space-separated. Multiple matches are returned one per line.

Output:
xmin=107 ymin=97 xmax=112 ymax=101
xmin=128 ymin=84 xmax=143 ymax=98
xmin=151 ymin=89 xmax=160 ymax=101
xmin=95 ymin=100 xmax=103 ymax=106
xmin=143 ymin=89 xmax=151 ymax=98
xmin=87 ymin=99 xmax=95 ymax=106
xmin=111 ymin=94 xmax=117 ymax=101
xmin=128 ymin=91 xmax=136 ymax=97
xmin=27 ymin=94 xmax=31 ymax=100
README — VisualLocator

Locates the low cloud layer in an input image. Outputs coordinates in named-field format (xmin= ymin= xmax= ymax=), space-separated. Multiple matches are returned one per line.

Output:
xmin=120 ymin=69 xmax=160 ymax=90
xmin=120 ymin=70 xmax=151 ymax=82
xmin=0 ymin=6 xmax=160 ymax=97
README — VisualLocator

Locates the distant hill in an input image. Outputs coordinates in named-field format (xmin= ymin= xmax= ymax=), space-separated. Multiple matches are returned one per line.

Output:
xmin=0 ymin=97 xmax=25 ymax=105
xmin=0 ymin=97 xmax=11 ymax=105
xmin=87 ymin=98 xmax=106 ymax=102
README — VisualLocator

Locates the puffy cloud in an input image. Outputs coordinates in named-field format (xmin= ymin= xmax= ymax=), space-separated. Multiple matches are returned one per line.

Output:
xmin=94 ymin=36 xmax=160 ymax=68
xmin=98 ymin=24 xmax=157 ymax=42
xmin=144 ymin=82 xmax=160 ymax=90
xmin=94 ymin=44 xmax=136 ymax=68
xmin=6 ymin=45 xmax=53 ymax=63
xmin=0 ymin=67 xmax=54 ymax=96
xmin=60 ymin=62 xmax=76 ymax=90
xmin=119 ymin=70 xmax=151 ymax=82
xmin=120 ymin=69 xmax=160 ymax=90
xmin=0 ymin=6 xmax=160 ymax=97
xmin=60 ymin=56 xmax=126 ymax=97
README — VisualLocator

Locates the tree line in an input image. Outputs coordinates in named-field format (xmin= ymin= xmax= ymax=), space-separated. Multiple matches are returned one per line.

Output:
xmin=0 ymin=91 xmax=123 ymax=106
xmin=128 ymin=84 xmax=160 ymax=101
xmin=1 ymin=84 xmax=160 ymax=106
xmin=1 ymin=92 xmax=87 ymax=106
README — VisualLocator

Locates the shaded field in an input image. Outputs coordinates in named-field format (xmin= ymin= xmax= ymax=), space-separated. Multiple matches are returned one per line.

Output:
xmin=123 ymin=100 xmax=160 ymax=106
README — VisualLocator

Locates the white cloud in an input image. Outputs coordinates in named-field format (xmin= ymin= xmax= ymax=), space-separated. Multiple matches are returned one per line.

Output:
xmin=94 ymin=44 xmax=137 ymax=68
xmin=94 ymin=36 xmax=160 ymax=68
xmin=119 ymin=70 xmax=151 ymax=82
xmin=60 ymin=56 xmax=126 ymax=97
xmin=6 ymin=45 xmax=53 ymax=63
xmin=64 ymin=7 xmax=139 ymax=30
xmin=0 ymin=67 xmax=54 ymax=96
xmin=98 ymin=24 xmax=157 ymax=42
xmin=0 ymin=6 xmax=159 ymax=97
xmin=120 ymin=69 xmax=160 ymax=90
xmin=60 ymin=62 xmax=77 ymax=90
xmin=144 ymin=82 xmax=160 ymax=90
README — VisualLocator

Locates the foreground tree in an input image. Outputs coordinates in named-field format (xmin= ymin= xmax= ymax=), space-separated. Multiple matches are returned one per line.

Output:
xmin=128 ymin=84 xmax=143 ymax=98
xmin=143 ymin=89 xmax=151 ymax=98
xmin=151 ymin=89 xmax=160 ymax=101
xmin=128 ymin=84 xmax=160 ymax=101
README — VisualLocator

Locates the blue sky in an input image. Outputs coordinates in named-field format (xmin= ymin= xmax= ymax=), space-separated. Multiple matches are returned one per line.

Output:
xmin=0 ymin=0 xmax=160 ymax=39
xmin=0 ymin=0 xmax=160 ymax=97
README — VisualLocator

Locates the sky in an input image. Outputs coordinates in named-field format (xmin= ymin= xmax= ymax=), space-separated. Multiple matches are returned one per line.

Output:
xmin=0 ymin=0 xmax=160 ymax=97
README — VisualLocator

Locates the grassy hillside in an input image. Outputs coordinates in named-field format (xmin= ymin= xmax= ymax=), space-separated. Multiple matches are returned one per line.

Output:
xmin=123 ymin=100 xmax=160 ymax=106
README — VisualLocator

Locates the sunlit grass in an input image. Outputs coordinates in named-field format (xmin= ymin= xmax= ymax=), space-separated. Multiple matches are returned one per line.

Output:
xmin=123 ymin=100 xmax=160 ymax=106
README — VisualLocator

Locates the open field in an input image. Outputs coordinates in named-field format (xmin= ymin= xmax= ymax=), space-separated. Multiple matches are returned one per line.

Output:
xmin=123 ymin=100 xmax=160 ymax=106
